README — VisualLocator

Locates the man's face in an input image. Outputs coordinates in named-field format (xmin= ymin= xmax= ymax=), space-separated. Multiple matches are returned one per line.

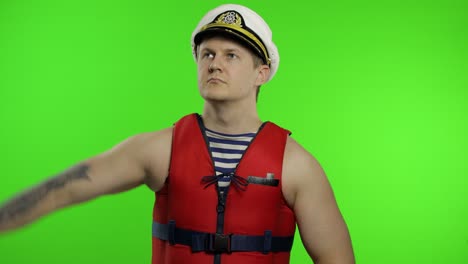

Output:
xmin=196 ymin=36 xmax=269 ymax=103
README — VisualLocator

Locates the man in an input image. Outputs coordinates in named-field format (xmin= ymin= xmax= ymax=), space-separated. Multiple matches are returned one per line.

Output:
xmin=0 ymin=4 xmax=354 ymax=264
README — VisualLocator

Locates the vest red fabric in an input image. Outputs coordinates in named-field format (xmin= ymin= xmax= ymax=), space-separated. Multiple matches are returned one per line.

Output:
xmin=152 ymin=114 xmax=296 ymax=264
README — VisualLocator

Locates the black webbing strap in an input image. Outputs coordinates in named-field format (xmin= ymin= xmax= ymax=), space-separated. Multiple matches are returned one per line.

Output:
xmin=152 ymin=221 xmax=294 ymax=254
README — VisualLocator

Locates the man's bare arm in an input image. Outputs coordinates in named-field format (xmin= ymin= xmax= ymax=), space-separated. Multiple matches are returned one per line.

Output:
xmin=282 ymin=137 xmax=355 ymax=264
xmin=0 ymin=164 xmax=91 ymax=232
xmin=0 ymin=128 xmax=172 ymax=234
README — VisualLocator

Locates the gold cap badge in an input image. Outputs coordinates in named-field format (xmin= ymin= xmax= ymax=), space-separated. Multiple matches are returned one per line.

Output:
xmin=197 ymin=10 xmax=271 ymax=66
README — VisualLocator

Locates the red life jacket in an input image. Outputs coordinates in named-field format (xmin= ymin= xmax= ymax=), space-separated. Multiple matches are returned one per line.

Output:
xmin=152 ymin=114 xmax=296 ymax=264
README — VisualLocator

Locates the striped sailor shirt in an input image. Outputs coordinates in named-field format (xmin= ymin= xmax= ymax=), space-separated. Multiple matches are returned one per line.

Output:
xmin=205 ymin=128 xmax=256 ymax=194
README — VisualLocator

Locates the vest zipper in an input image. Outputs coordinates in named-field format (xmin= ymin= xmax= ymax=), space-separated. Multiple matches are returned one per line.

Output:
xmin=196 ymin=114 xmax=267 ymax=264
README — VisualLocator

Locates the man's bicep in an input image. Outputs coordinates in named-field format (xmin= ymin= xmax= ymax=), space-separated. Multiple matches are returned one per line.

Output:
xmin=57 ymin=134 xmax=161 ymax=206
xmin=63 ymin=134 xmax=151 ymax=204
xmin=293 ymin=167 xmax=354 ymax=263
xmin=73 ymin=127 xmax=173 ymax=199
xmin=283 ymin=138 xmax=354 ymax=263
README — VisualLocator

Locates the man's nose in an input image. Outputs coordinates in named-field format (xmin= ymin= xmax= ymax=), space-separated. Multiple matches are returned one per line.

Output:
xmin=208 ymin=56 xmax=223 ymax=72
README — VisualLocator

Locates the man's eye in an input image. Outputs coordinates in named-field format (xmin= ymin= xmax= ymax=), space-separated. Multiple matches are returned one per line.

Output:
xmin=203 ymin=53 xmax=214 ymax=58
xmin=227 ymin=53 xmax=237 ymax=59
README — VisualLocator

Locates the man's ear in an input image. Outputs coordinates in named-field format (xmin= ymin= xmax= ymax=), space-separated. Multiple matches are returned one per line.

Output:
xmin=255 ymin=65 xmax=271 ymax=86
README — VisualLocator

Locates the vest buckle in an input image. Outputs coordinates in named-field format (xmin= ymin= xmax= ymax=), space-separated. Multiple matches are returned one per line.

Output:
xmin=207 ymin=233 xmax=231 ymax=253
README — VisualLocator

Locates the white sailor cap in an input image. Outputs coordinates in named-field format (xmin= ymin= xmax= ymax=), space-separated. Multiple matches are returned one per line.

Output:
xmin=191 ymin=4 xmax=279 ymax=82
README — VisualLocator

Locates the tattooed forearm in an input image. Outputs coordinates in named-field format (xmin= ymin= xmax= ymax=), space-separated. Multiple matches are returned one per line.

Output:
xmin=0 ymin=164 xmax=91 ymax=228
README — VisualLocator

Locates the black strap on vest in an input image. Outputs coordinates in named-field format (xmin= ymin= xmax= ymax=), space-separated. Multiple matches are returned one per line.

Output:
xmin=152 ymin=220 xmax=294 ymax=254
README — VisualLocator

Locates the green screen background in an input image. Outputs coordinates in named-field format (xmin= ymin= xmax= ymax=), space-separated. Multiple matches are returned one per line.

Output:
xmin=0 ymin=0 xmax=467 ymax=263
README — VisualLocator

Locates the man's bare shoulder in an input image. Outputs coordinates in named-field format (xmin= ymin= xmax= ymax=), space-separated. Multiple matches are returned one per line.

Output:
xmin=283 ymin=136 xmax=322 ymax=177
xmin=124 ymin=127 xmax=173 ymax=192
xmin=131 ymin=127 xmax=173 ymax=147
xmin=111 ymin=127 xmax=172 ymax=160
xmin=284 ymin=136 xmax=312 ymax=160
xmin=282 ymin=136 xmax=326 ymax=207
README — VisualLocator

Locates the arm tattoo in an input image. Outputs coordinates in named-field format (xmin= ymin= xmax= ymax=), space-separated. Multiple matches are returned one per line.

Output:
xmin=0 ymin=164 xmax=91 ymax=225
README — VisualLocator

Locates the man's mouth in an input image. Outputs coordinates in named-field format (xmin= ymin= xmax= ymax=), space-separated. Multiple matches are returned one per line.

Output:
xmin=207 ymin=77 xmax=225 ymax=83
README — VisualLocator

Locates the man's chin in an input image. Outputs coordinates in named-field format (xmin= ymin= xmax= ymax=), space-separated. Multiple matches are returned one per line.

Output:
xmin=202 ymin=96 xmax=230 ymax=103
xmin=200 ymin=90 xmax=231 ymax=102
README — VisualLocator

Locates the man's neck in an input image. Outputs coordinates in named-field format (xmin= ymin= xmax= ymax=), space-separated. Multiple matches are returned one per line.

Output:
xmin=201 ymin=101 xmax=263 ymax=134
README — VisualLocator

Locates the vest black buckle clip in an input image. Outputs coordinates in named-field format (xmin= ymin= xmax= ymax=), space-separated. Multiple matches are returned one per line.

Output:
xmin=206 ymin=233 xmax=232 ymax=253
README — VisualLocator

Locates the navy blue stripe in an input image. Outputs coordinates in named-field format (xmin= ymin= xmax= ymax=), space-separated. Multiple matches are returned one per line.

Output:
xmin=213 ymin=157 xmax=241 ymax=163
xmin=216 ymin=167 xmax=235 ymax=174
xmin=206 ymin=128 xmax=257 ymax=137
xmin=210 ymin=147 xmax=245 ymax=154
xmin=207 ymin=136 xmax=251 ymax=146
